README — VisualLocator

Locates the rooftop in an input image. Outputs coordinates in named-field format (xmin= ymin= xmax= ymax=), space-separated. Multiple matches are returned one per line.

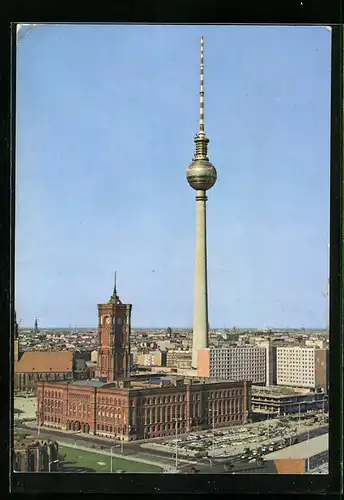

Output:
xmin=55 ymin=379 xmax=108 ymax=388
xmin=15 ymin=351 xmax=73 ymax=373
xmin=40 ymin=375 xmax=249 ymax=392
xmin=267 ymin=433 xmax=328 ymax=460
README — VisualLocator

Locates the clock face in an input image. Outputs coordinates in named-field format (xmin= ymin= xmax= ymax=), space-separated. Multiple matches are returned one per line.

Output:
xmin=106 ymin=317 xmax=111 ymax=324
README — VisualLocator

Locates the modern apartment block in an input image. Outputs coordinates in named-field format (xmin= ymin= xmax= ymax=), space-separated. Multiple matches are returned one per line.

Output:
xmin=197 ymin=347 xmax=266 ymax=385
xmin=276 ymin=347 xmax=328 ymax=390
xmin=166 ymin=350 xmax=192 ymax=368
xmin=134 ymin=351 xmax=167 ymax=367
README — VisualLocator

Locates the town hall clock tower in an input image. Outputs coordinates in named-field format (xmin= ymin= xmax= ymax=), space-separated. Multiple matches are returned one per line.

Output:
xmin=95 ymin=273 xmax=132 ymax=381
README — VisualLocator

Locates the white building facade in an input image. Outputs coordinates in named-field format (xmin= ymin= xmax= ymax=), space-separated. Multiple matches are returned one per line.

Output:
xmin=276 ymin=346 xmax=327 ymax=389
xmin=198 ymin=347 xmax=266 ymax=385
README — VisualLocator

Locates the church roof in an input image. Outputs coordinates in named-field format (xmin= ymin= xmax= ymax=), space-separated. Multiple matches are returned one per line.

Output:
xmin=14 ymin=351 xmax=73 ymax=373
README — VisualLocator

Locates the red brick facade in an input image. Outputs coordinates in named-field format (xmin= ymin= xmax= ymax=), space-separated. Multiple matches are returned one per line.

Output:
xmin=36 ymin=378 xmax=251 ymax=441
xmin=94 ymin=286 xmax=131 ymax=381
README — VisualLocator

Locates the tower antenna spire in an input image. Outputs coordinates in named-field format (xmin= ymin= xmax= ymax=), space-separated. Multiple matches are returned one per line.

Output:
xmin=193 ymin=36 xmax=209 ymax=160
xmin=199 ymin=36 xmax=205 ymax=136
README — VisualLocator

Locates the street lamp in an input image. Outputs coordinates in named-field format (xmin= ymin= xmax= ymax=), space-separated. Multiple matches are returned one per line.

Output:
xmin=110 ymin=446 xmax=114 ymax=473
xmin=321 ymin=395 xmax=328 ymax=424
xmin=208 ymin=407 xmax=216 ymax=461
xmin=48 ymin=459 xmax=59 ymax=473
xmin=173 ymin=417 xmax=183 ymax=472
xmin=298 ymin=402 xmax=301 ymax=432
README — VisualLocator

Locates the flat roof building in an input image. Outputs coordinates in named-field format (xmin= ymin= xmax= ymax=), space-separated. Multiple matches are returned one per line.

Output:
xmin=276 ymin=347 xmax=328 ymax=390
xmin=36 ymin=375 xmax=252 ymax=442
xmin=198 ymin=347 xmax=266 ymax=385
xmin=265 ymin=433 xmax=328 ymax=474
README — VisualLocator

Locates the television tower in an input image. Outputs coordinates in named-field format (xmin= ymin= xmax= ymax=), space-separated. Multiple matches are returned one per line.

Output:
xmin=186 ymin=37 xmax=217 ymax=369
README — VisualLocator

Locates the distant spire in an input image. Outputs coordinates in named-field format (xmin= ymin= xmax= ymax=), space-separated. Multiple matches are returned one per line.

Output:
xmin=34 ymin=317 xmax=38 ymax=333
xmin=14 ymin=310 xmax=19 ymax=339
xmin=113 ymin=271 xmax=117 ymax=297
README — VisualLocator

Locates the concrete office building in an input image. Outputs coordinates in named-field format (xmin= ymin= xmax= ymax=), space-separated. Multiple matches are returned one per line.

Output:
xmin=251 ymin=385 xmax=328 ymax=420
xmin=276 ymin=347 xmax=328 ymax=390
xmin=255 ymin=340 xmax=277 ymax=386
xmin=186 ymin=37 xmax=217 ymax=369
xmin=197 ymin=347 xmax=266 ymax=385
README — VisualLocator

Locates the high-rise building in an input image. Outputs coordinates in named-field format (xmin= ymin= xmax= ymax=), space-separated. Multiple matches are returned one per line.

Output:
xmin=95 ymin=273 xmax=132 ymax=381
xmin=276 ymin=346 xmax=328 ymax=390
xmin=186 ymin=37 xmax=217 ymax=369
xmin=197 ymin=347 xmax=267 ymax=385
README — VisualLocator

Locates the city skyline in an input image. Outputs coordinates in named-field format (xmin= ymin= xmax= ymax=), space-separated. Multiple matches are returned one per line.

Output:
xmin=16 ymin=24 xmax=331 ymax=329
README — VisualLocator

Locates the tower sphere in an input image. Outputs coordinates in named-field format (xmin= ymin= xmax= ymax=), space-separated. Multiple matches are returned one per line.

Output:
xmin=186 ymin=158 xmax=217 ymax=191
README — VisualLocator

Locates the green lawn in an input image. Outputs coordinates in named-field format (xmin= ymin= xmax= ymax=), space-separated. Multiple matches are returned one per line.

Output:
xmin=58 ymin=446 xmax=163 ymax=474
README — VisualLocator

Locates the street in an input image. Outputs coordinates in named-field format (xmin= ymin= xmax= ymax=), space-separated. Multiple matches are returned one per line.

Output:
xmin=15 ymin=424 xmax=208 ymax=470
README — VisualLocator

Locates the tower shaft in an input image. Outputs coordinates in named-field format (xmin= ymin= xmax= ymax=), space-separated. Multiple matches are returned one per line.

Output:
xmin=192 ymin=189 xmax=209 ymax=368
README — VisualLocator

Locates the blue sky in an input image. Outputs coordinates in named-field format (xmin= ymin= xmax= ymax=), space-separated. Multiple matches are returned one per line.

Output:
xmin=15 ymin=24 xmax=331 ymax=329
